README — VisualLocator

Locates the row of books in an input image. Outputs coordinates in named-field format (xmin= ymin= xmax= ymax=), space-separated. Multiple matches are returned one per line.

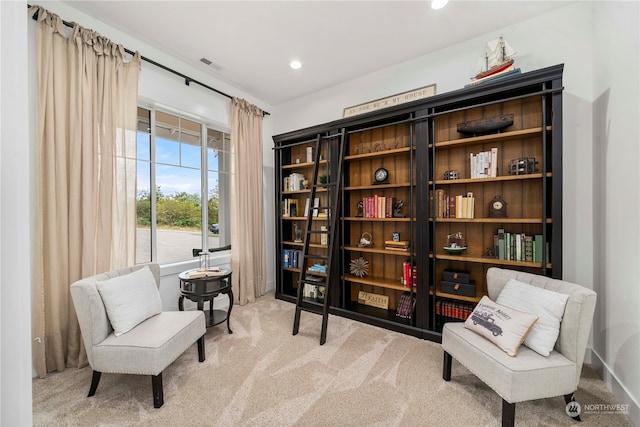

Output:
xmin=433 ymin=190 xmax=475 ymax=218
xmin=494 ymin=229 xmax=547 ymax=262
xmin=283 ymin=197 xmax=324 ymax=218
xmin=402 ymin=260 xmax=417 ymax=288
xmin=282 ymin=198 xmax=298 ymax=217
xmin=470 ymin=148 xmax=498 ymax=178
xmin=436 ymin=300 xmax=474 ymax=321
xmin=282 ymin=249 xmax=303 ymax=268
xmin=395 ymin=292 xmax=415 ymax=319
xmin=283 ymin=172 xmax=305 ymax=192
xmin=360 ymin=195 xmax=393 ymax=218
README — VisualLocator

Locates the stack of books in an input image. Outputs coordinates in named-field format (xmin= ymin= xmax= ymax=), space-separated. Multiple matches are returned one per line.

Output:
xmin=307 ymin=263 xmax=327 ymax=274
xmin=384 ymin=240 xmax=410 ymax=252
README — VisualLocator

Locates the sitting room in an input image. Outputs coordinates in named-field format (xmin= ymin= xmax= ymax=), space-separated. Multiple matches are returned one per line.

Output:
xmin=1 ymin=1 xmax=638 ymax=426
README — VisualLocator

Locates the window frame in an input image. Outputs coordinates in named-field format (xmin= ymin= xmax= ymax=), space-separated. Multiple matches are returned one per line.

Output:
xmin=136 ymin=104 xmax=232 ymax=265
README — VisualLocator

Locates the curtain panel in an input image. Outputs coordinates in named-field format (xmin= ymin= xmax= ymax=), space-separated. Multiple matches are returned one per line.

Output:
xmin=230 ymin=98 xmax=267 ymax=305
xmin=29 ymin=5 xmax=140 ymax=378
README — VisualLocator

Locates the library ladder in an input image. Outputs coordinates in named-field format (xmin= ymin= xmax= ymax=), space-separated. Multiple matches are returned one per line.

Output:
xmin=292 ymin=131 xmax=346 ymax=345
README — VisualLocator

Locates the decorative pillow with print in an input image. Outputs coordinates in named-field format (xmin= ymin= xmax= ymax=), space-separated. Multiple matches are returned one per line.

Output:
xmin=464 ymin=295 xmax=539 ymax=356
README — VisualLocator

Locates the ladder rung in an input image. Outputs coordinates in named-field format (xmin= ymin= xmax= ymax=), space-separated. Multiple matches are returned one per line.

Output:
xmin=308 ymin=229 xmax=329 ymax=234
xmin=305 ymin=254 xmax=329 ymax=260
xmin=297 ymin=300 xmax=324 ymax=313
xmin=301 ymin=279 xmax=327 ymax=286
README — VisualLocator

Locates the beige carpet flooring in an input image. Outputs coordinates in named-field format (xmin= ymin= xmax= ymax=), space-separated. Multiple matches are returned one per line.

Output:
xmin=33 ymin=291 xmax=632 ymax=426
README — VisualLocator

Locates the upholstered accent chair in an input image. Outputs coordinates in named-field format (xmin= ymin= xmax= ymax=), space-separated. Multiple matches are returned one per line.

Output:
xmin=70 ymin=263 xmax=206 ymax=408
xmin=442 ymin=267 xmax=597 ymax=426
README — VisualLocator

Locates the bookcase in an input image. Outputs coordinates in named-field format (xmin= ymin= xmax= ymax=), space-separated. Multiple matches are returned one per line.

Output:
xmin=276 ymin=135 xmax=335 ymax=303
xmin=341 ymin=117 xmax=418 ymax=330
xmin=426 ymin=71 xmax=563 ymax=331
xmin=273 ymin=64 xmax=563 ymax=341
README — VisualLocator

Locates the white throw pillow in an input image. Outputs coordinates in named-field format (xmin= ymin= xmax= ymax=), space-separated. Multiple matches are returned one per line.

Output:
xmin=96 ymin=265 xmax=162 ymax=336
xmin=464 ymin=296 xmax=538 ymax=357
xmin=496 ymin=278 xmax=569 ymax=356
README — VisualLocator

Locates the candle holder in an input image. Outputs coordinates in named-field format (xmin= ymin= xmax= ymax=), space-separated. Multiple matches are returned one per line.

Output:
xmin=198 ymin=251 xmax=210 ymax=271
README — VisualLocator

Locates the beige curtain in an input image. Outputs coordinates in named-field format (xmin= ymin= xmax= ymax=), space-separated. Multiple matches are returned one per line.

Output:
xmin=29 ymin=6 xmax=140 ymax=378
xmin=230 ymin=98 xmax=267 ymax=305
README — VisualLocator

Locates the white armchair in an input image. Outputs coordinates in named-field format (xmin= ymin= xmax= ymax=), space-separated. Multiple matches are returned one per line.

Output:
xmin=70 ymin=263 xmax=206 ymax=408
xmin=442 ymin=267 xmax=597 ymax=426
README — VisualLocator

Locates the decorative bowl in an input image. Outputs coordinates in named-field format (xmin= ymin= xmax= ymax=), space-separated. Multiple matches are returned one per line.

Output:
xmin=443 ymin=246 xmax=467 ymax=255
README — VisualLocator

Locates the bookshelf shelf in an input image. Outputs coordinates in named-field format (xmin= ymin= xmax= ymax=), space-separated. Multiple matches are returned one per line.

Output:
xmin=344 ymin=274 xmax=412 ymax=292
xmin=434 ymin=126 xmax=552 ymax=148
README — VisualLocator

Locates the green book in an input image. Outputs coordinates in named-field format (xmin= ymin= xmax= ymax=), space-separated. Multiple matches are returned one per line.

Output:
xmin=534 ymin=235 xmax=543 ymax=263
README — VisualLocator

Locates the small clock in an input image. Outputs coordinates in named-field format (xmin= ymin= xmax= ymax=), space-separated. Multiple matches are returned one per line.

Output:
xmin=489 ymin=195 xmax=507 ymax=218
xmin=373 ymin=167 xmax=389 ymax=185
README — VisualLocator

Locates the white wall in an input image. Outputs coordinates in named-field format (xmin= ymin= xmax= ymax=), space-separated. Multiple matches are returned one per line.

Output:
xmin=272 ymin=2 xmax=638 ymax=423
xmin=1 ymin=1 xmax=33 ymax=425
xmin=591 ymin=1 xmax=640 ymax=423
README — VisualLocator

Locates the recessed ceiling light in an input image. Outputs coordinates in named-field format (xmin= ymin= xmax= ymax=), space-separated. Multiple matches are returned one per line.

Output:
xmin=290 ymin=60 xmax=302 ymax=70
xmin=431 ymin=0 xmax=448 ymax=10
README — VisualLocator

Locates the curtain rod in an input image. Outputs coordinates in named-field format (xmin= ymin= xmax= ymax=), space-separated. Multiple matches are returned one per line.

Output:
xmin=28 ymin=5 xmax=270 ymax=117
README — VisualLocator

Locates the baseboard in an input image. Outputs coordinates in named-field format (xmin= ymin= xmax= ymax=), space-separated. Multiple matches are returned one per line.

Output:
xmin=589 ymin=348 xmax=639 ymax=426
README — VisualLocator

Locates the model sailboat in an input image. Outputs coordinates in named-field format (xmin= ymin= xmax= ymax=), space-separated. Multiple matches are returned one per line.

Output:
xmin=468 ymin=36 xmax=520 ymax=86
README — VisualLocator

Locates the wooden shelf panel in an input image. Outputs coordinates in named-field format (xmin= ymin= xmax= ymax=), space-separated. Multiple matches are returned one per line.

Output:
xmin=282 ymin=216 xmax=330 ymax=221
xmin=343 ymin=217 xmax=413 ymax=222
xmin=344 ymin=274 xmax=415 ymax=292
xmin=282 ymin=188 xmax=327 ymax=195
xmin=435 ymin=253 xmax=551 ymax=268
xmin=344 ymin=245 xmax=413 ymax=256
xmin=283 ymin=241 xmax=327 ymax=249
xmin=282 ymin=159 xmax=328 ymax=170
xmin=283 ymin=266 xmax=329 ymax=277
xmin=344 ymin=182 xmax=413 ymax=191
xmin=433 ymin=218 xmax=552 ymax=224
xmin=434 ymin=126 xmax=552 ymax=148
xmin=432 ymin=172 xmax=550 ymax=185
xmin=434 ymin=290 xmax=482 ymax=304
xmin=344 ymin=147 xmax=412 ymax=161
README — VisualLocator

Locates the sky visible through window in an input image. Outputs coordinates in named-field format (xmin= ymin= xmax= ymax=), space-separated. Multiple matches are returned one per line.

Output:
xmin=136 ymin=132 xmax=219 ymax=198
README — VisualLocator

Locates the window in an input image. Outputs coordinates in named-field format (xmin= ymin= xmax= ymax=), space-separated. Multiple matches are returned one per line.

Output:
xmin=136 ymin=107 xmax=232 ymax=264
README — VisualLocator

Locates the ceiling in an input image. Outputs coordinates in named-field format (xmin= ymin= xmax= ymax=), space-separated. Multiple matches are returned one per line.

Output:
xmin=62 ymin=1 xmax=575 ymax=106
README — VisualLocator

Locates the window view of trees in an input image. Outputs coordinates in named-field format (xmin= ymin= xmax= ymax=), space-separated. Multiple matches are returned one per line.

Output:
xmin=136 ymin=187 xmax=219 ymax=230
xmin=135 ymin=107 xmax=230 ymax=265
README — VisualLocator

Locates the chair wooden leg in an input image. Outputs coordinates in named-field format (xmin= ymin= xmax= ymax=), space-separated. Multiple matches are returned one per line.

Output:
xmin=443 ymin=351 xmax=452 ymax=381
xmin=502 ymin=399 xmax=515 ymax=427
xmin=564 ymin=392 xmax=582 ymax=421
xmin=88 ymin=370 xmax=102 ymax=397
xmin=197 ymin=336 xmax=205 ymax=362
xmin=152 ymin=373 xmax=163 ymax=408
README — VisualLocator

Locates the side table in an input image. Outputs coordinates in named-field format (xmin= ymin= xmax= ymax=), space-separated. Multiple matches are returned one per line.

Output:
xmin=178 ymin=267 xmax=233 ymax=334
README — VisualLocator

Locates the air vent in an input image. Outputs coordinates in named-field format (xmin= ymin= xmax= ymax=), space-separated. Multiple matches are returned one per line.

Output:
xmin=199 ymin=57 xmax=222 ymax=71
